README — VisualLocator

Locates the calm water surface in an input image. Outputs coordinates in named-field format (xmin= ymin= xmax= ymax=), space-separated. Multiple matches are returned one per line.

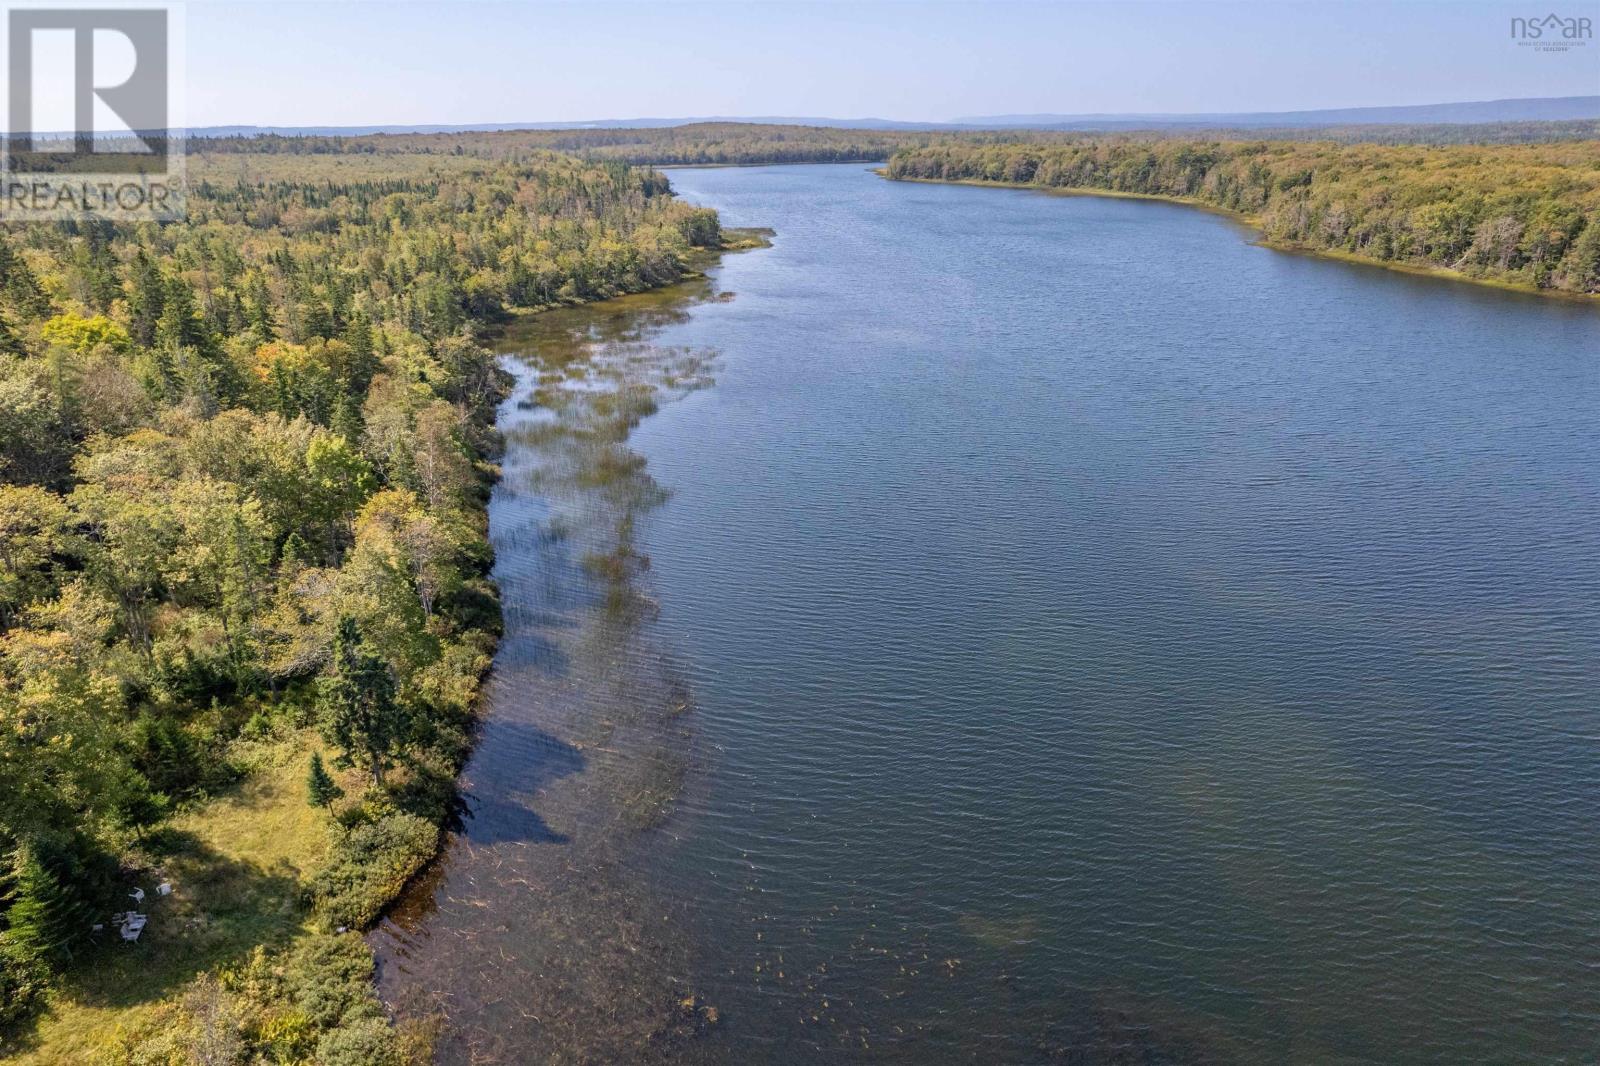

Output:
xmin=387 ymin=164 xmax=1600 ymax=1064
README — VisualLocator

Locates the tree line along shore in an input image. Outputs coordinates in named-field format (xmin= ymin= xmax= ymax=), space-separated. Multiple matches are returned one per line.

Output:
xmin=0 ymin=150 xmax=728 ymax=1064
xmin=883 ymin=139 xmax=1600 ymax=297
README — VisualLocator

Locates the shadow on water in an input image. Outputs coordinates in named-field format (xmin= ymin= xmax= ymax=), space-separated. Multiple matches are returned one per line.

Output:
xmin=498 ymin=625 xmax=572 ymax=678
xmin=453 ymin=721 xmax=586 ymax=847
xmin=369 ymin=271 xmax=735 ymax=1065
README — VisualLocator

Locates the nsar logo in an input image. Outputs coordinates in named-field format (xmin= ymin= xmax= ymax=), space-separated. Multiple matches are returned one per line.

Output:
xmin=1510 ymin=12 xmax=1593 ymax=50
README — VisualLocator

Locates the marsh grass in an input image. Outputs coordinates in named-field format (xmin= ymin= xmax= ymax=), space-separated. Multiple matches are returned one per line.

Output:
xmin=711 ymin=226 xmax=776 ymax=252
xmin=519 ymin=343 xmax=712 ymax=627
xmin=619 ymin=748 xmax=690 ymax=831
xmin=578 ymin=444 xmax=650 ymax=489
xmin=377 ymin=329 xmax=721 ymax=1061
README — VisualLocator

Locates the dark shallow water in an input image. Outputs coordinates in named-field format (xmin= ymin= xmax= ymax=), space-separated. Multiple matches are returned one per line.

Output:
xmin=385 ymin=163 xmax=1600 ymax=1064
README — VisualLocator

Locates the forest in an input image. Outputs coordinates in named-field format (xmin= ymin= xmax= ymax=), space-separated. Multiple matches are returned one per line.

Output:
xmin=189 ymin=123 xmax=927 ymax=164
xmin=0 ymin=150 xmax=723 ymax=1063
xmin=184 ymin=118 xmax=1600 ymax=167
xmin=1209 ymin=119 xmax=1600 ymax=145
xmin=885 ymin=138 xmax=1600 ymax=294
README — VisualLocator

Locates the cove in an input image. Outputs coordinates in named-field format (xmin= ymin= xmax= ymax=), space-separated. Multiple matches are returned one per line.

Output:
xmin=378 ymin=163 xmax=1600 ymax=1064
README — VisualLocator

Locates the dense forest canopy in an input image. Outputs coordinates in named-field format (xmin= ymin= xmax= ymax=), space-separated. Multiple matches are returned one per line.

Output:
xmin=1200 ymin=119 xmax=1600 ymax=145
xmin=188 ymin=123 xmax=925 ymax=163
xmin=886 ymin=138 xmax=1600 ymax=294
xmin=0 ymin=150 xmax=723 ymax=1062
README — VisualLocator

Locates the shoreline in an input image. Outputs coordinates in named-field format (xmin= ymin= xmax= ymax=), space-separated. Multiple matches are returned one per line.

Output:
xmin=372 ymin=235 xmax=768 ymax=1063
xmin=882 ymin=172 xmax=1600 ymax=305
xmin=655 ymin=158 xmax=885 ymax=170
xmin=364 ymin=232 xmax=770 ymax=935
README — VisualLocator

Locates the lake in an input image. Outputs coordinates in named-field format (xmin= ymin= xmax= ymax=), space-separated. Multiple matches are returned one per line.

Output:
xmin=374 ymin=163 xmax=1600 ymax=1064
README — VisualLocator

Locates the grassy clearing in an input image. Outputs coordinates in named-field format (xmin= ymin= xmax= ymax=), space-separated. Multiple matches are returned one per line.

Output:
xmin=8 ymin=734 xmax=343 ymax=1066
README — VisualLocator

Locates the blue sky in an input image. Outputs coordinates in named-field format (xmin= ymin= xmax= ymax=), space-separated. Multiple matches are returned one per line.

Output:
xmin=185 ymin=1 xmax=1600 ymax=126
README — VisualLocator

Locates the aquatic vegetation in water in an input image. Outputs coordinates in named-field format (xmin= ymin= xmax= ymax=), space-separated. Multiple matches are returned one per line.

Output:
xmin=957 ymin=911 xmax=1043 ymax=950
xmin=375 ymin=318 xmax=727 ymax=1064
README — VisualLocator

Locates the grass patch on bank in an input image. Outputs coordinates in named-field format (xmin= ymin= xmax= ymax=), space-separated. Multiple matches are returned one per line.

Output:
xmin=719 ymin=226 xmax=775 ymax=251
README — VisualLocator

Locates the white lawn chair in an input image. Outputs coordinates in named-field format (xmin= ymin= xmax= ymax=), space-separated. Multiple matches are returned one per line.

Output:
xmin=129 ymin=888 xmax=145 ymax=904
xmin=156 ymin=882 xmax=172 ymax=897
xmin=119 ymin=913 xmax=147 ymax=942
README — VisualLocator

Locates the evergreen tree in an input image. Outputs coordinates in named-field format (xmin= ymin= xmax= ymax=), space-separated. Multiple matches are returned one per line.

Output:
xmin=108 ymin=769 xmax=168 ymax=839
xmin=156 ymin=277 xmax=213 ymax=356
xmin=0 ymin=309 xmax=25 ymax=357
xmin=127 ymin=252 xmax=166 ymax=348
xmin=0 ymin=235 xmax=50 ymax=320
xmin=4 ymin=843 xmax=90 ymax=967
xmin=173 ymin=347 xmax=220 ymax=418
xmin=306 ymin=752 xmax=344 ymax=813
xmin=317 ymin=617 xmax=406 ymax=786
xmin=269 ymin=359 xmax=297 ymax=420
xmin=246 ymin=273 xmax=277 ymax=339
xmin=280 ymin=531 xmax=311 ymax=570
xmin=340 ymin=310 xmax=378 ymax=394
xmin=226 ymin=291 xmax=249 ymax=334
xmin=70 ymin=237 xmax=121 ymax=312
xmin=331 ymin=390 xmax=363 ymax=443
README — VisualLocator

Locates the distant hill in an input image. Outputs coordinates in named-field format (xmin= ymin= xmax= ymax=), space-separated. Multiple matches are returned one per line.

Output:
xmin=181 ymin=96 xmax=1600 ymax=139
xmin=952 ymin=96 xmax=1600 ymax=129
xmin=187 ymin=116 xmax=946 ymax=137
